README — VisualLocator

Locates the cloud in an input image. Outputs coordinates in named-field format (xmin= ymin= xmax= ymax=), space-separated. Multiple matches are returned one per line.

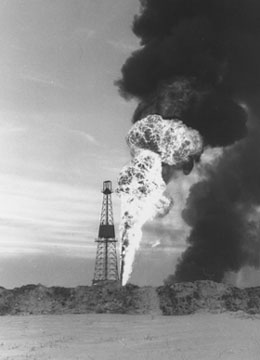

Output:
xmin=0 ymin=173 xmax=101 ymax=258
xmin=0 ymin=111 xmax=123 ymax=263
xmin=0 ymin=112 xmax=102 ymax=185
xmin=67 ymin=128 xmax=99 ymax=145
xmin=20 ymin=72 xmax=65 ymax=89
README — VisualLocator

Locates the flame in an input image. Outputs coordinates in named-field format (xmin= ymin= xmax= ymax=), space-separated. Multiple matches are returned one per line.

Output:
xmin=117 ymin=150 xmax=171 ymax=285
xmin=127 ymin=114 xmax=203 ymax=165
xmin=117 ymin=115 xmax=203 ymax=285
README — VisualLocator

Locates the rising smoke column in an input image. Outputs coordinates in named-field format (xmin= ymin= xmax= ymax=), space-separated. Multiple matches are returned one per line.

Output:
xmin=117 ymin=149 xmax=169 ymax=285
xmin=117 ymin=115 xmax=202 ymax=285
xmin=117 ymin=0 xmax=260 ymax=283
xmin=173 ymin=107 xmax=260 ymax=282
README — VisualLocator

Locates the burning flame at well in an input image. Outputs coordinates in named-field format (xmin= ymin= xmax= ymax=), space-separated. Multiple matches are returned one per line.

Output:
xmin=114 ymin=0 xmax=260 ymax=285
xmin=117 ymin=114 xmax=203 ymax=285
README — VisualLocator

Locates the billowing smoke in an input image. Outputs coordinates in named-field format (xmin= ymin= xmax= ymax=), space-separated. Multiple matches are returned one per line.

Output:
xmin=117 ymin=115 xmax=202 ymax=284
xmin=117 ymin=0 xmax=260 ymax=284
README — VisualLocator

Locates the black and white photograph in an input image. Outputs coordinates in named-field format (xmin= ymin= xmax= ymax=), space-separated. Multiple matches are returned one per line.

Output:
xmin=1 ymin=0 xmax=260 ymax=359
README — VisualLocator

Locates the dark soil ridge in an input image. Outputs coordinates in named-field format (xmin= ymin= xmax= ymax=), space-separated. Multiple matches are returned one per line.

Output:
xmin=1 ymin=280 xmax=260 ymax=316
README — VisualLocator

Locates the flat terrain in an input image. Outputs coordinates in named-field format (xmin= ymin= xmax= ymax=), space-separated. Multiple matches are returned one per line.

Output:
xmin=0 ymin=313 xmax=260 ymax=360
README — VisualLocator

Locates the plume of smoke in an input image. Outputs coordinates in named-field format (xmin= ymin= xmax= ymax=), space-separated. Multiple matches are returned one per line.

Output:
xmin=117 ymin=115 xmax=203 ymax=284
xmin=173 ymin=117 xmax=260 ymax=282
xmin=116 ymin=0 xmax=260 ymax=284
xmin=116 ymin=0 xmax=256 ymax=146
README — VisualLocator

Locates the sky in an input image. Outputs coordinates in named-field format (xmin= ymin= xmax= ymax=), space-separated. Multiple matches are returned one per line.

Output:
xmin=1 ymin=0 xmax=259 ymax=289
xmin=0 ymin=0 xmax=188 ymax=288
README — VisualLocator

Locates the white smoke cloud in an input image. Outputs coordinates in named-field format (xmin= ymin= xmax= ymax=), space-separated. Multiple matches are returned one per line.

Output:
xmin=117 ymin=150 xmax=171 ymax=284
xmin=117 ymin=115 xmax=203 ymax=285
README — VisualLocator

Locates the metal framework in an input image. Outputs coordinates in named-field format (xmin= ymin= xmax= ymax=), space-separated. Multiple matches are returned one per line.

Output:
xmin=92 ymin=180 xmax=119 ymax=285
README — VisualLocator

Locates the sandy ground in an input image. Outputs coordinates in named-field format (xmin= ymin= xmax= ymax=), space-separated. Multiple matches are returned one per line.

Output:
xmin=0 ymin=312 xmax=260 ymax=360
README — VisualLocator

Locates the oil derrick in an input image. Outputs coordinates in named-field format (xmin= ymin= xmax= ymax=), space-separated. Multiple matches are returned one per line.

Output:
xmin=92 ymin=180 xmax=119 ymax=285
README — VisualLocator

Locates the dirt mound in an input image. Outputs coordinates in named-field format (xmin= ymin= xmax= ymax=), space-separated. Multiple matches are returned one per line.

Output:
xmin=0 ymin=283 xmax=149 ymax=315
xmin=158 ymin=280 xmax=260 ymax=315
xmin=1 ymin=281 xmax=260 ymax=316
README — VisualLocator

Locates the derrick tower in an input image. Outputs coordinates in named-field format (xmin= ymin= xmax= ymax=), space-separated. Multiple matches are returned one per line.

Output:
xmin=92 ymin=180 xmax=119 ymax=285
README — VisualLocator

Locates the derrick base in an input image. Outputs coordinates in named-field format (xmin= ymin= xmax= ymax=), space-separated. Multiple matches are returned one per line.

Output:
xmin=92 ymin=238 xmax=119 ymax=284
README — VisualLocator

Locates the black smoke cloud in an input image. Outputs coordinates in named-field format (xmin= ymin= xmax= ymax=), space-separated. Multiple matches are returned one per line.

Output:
xmin=117 ymin=0 xmax=260 ymax=146
xmin=117 ymin=0 xmax=260 ymax=283
xmin=174 ymin=113 xmax=260 ymax=282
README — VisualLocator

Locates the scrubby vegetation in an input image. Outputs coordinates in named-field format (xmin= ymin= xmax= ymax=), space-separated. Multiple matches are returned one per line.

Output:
xmin=1 ymin=281 xmax=260 ymax=316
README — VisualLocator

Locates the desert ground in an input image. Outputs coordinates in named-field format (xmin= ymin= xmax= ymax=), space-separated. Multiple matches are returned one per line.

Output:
xmin=0 ymin=313 xmax=260 ymax=360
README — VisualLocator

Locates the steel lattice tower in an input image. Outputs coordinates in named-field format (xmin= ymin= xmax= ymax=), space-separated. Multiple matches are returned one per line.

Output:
xmin=92 ymin=180 xmax=119 ymax=285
